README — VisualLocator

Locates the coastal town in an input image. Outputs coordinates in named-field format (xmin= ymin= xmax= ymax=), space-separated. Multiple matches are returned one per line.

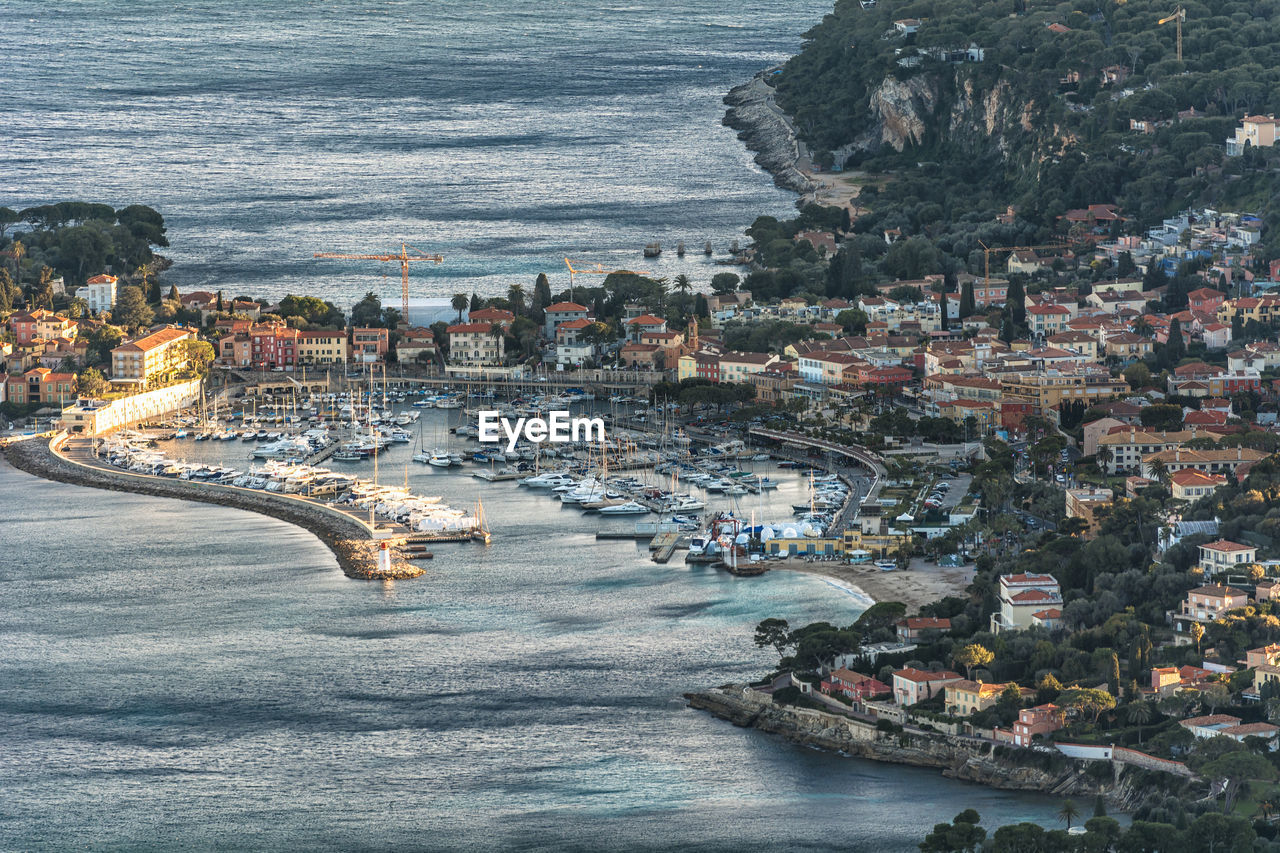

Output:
xmin=8 ymin=197 xmax=1280 ymax=834
xmin=15 ymin=0 xmax=1280 ymax=848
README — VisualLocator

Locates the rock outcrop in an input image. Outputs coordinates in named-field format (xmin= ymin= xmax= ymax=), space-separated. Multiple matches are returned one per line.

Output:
xmin=687 ymin=687 xmax=1176 ymax=809
xmin=723 ymin=74 xmax=817 ymax=196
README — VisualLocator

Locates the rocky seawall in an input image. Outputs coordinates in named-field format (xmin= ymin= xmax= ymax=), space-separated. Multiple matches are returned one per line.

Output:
xmin=723 ymin=73 xmax=817 ymax=197
xmin=687 ymin=687 xmax=1166 ymax=810
xmin=1 ymin=436 xmax=424 ymax=581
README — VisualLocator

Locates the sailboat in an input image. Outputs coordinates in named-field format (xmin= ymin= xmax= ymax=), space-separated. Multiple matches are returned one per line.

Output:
xmin=472 ymin=498 xmax=492 ymax=543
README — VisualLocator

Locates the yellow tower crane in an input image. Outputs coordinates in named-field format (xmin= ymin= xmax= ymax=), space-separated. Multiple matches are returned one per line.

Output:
xmin=314 ymin=243 xmax=443 ymax=321
xmin=1159 ymin=6 xmax=1185 ymax=63
xmin=564 ymin=258 xmax=651 ymax=302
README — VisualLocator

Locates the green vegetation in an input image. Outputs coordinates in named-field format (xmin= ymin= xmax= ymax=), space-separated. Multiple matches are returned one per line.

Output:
xmin=772 ymin=0 xmax=1280 ymax=252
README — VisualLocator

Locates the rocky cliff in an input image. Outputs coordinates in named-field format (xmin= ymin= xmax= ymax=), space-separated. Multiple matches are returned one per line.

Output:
xmin=723 ymin=74 xmax=818 ymax=196
xmin=688 ymin=687 xmax=1172 ymax=810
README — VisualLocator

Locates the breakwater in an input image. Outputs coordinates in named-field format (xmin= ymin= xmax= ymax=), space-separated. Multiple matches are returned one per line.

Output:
xmin=723 ymin=72 xmax=817 ymax=197
xmin=687 ymin=687 xmax=1173 ymax=811
xmin=1 ymin=435 xmax=423 ymax=581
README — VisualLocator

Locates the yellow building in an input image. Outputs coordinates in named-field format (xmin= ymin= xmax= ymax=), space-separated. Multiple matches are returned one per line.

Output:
xmin=999 ymin=372 xmax=1128 ymax=416
xmin=944 ymin=680 xmax=1014 ymax=717
xmin=110 ymin=327 xmax=195 ymax=388
xmin=296 ymin=330 xmax=350 ymax=365
xmin=1064 ymin=487 xmax=1113 ymax=537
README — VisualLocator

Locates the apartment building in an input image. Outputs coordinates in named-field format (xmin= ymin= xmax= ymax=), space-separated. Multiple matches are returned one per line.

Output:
xmin=110 ymin=327 xmax=195 ymax=387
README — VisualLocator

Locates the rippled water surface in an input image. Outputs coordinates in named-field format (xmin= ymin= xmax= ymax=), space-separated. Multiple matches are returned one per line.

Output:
xmin=3 ymin=0 xmax=829 ymax=303
xmin=0 ymin=436 xmax=1066 ymax=851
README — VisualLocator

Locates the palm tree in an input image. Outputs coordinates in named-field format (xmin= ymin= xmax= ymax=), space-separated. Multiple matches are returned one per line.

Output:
xmin=489 ymin=323 xmax=505 ymax=364
xmin=1096 ymin=444 xmax=1112 ymax=472
xmin=1150 ymin=459 xmax=1170 ymax=487
xmin=507 ymin=283 xmax=526 ymax=317
xmin=673 ymin=274 xmax=692 ymax=297
xmin=451 ymin=293 xmax=469 ymax=322
xmin=1058 ymin=799 xmax=1080 ymax=831
xmin=1125 ymin=700 xmax=1153 ymax=744
xmin=1132 ymin=317 xmax=1155 ymax=338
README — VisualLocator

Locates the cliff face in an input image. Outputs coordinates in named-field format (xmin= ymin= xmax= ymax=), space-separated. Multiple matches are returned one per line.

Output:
xmin=828 ymin=69 xmax=1066 ymax=172
xmin=687 ymin=687 xmax=1162 ymax=810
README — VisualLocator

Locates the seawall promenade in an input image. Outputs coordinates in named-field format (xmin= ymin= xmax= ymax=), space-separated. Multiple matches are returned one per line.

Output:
xmin=2 ymin=434 xmax=424 ymax=580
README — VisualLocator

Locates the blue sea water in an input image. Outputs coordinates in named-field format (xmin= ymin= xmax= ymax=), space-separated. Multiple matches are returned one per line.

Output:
xmin=0 ymin=443 xmax=1067 ymax=851
xmin=2 ymin=0 xmax=822 ymax=306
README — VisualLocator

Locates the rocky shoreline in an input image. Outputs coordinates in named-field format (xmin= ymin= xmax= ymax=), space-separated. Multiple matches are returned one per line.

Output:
xmin=686 ymin=687 xmax=1159 ymax=810
xmin=723 ymin=72 xmax=817 ymax=198
xmin=1 ymin=436 xmax=424 ymax=581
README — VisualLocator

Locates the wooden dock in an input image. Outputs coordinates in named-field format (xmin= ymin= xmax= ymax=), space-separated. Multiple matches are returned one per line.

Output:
xmin=650 ymin=532 xmax=681 ymax=564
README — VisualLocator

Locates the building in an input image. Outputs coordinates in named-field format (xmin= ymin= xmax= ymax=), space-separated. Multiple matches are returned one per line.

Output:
xmin=83 ymin=273 xmax=118 ymax=316
xmin=1226 ymin=115 xmax=1279 ymax=156
xmin=297 ymin=329 xmax=351 ymax=366
xmin=892 ymin=668 xmax=963 ymax=706
xmin=896 ymin=617 xmax=951 ymax=642
xmin=1064 ymin=487 xmax=1113 ymax=537
xmin=4 ymin=367 xmax=77 ymax=406
xmin=821 ymin=668 xmax=890 ymax=701
xmin=351 ymin=327 xmax=390 ymax=363
xmin=1198 ymin=540 xmax=1256 ymax=578
xmin=1177 ymin=584 xmax=1250 ymax=630
xmin=110 ymin=327 xmax=195 ymax=388
xmin=1011 ymin=704 xmax=1063 ymax=747
xmin=60 ymin=379 xmax=203 ymax=435
xmin=999 ymin=372 xmax=1127 ymax=417
xmin=446 ymin=322 xmax=502 ymax=366
xmin=1180 ymin=714 xmax=1278 ymax=745
xmin=250 ymin=324 xmax=299 ymax=370
xmin=9 ymin=309 xmax=77 ymax=346
xmin=717 ymin=351 xmax=780 ymax=384
xmin=944 ymin=680 xmax=1014 ymax=717
xmin=991 ymin=573 xmax=1063 ymax=633
xmin=542 ymin=302 xmax=590 ymax=338
xmin=1141 ymin=447 xmax=1267 ymax=479
xmin=1170 ymin=469 xmax=1227 ymax=502
xmin=467 ymin=307 xmax=515 ymax=329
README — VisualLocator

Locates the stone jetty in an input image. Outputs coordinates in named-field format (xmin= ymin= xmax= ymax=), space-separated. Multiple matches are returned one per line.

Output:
xmin=1 ymin=435 xmax=424 ymax=581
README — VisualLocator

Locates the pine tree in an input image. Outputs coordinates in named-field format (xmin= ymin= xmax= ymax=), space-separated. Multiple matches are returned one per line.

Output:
xmin=1006 ymin=279 xmax=1025 ymax=329
xmin=999 ymin=314 xmax=1015 ymax=343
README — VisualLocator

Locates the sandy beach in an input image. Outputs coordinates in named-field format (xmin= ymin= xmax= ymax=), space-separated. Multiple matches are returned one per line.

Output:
xmin=774 ymin=558 xmax=974 ymax=613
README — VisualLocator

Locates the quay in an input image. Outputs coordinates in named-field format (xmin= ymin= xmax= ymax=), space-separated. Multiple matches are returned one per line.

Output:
xmin=0 ymin=433 xmax=432 ymax=581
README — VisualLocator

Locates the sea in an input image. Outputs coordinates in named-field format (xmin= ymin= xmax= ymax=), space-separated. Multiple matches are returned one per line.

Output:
xmin=4 ymin=0 xmax=826 ymax=307
xmin=2 ymin=3 xmax=1067 ymax=848
xmin=1 ymin=408 xmax=1067 ymax=851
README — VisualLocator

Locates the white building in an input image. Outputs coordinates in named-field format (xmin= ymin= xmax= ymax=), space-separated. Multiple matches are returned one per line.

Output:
xmin=990 ymin=573 xmax=1062 ymax=633
xmin=83 ymin=274 xmax=118 ymax=316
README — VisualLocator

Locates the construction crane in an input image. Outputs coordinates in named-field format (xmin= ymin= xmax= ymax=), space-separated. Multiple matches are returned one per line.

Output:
xmin=314 ymin=243 xmax=443 ymax=321
xmin=977 ymin=241 xmax=1070 ymax=287
xmin=1158 ymin=6 xmax=1185 ymax=62
xmin=564 ymin=258 xmax=651 ymax=302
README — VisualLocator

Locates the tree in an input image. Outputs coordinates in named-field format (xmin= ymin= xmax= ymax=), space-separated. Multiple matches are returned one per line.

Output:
xmin=451 ymin=293 xmax=469 ymax=322
xmin=75 ymin=367 xmax=108 ymax=397
xmin=1125 ymin=700 xmax=1153 ymax=744
xmin=959 ymin=281 xmax=975 ymax=318
xmin=710 ymin=272 xmax=740 ymax=295
xmin=1058 ymin=799 xmax=1080 ymax=831
xmin=507 ymin=283 xmax=526 ymax=317
xmin=1108 ymin=652 xmax=1121 ymax=696
xmin=1166 ymin=317 xmax=1185 ymax=363
xmin=1190 ymin=622 xmax=1205 ymax=655
xmin=111 ymin=285 xmax=153 ymax=331
xmin=183 ymin=339 xmax=216 ymax=375
xmin=919 ymin=810 xmax=986 ymax=853
xmin=215 ymin=290 xmax=224 ymax=312
xmin=673 ymin=274 xmax=693 ymax=297
xmin=167 ymin=283 xmax=179 ymax=302
xmin=350 ymin=291 xmax=383 ymax=328
xmin=1202 ymin=751 xmax=1276 ymax=812
xmin=1058 ymin=687 xmax=1115 ymax=723
xmin=1122 ymin=361 xmax=1151 ymax=390
xmin=754 ymin=618 xmax=793 ymax=661
xmin=953 ymin=643 xmax=994 ymax=679
xmin=1005 ymin=279 xmax=1026 ymax=329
